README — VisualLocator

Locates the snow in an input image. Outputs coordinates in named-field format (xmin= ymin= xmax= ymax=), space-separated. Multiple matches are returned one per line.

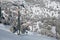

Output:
xmin=20 ymin=33 xmax=57 ymax=40
xmin=0 ymin=24 xmax=57 ymax=40
xmin=0 ymin=24 xmax=11 ymax=32
xmin=0 ymin=29 xmax=20 ymax=40
xmin=51 ymin=26 xmax=56 ymax=34
xmin=0 ymin=29 xmax=57 ymax=40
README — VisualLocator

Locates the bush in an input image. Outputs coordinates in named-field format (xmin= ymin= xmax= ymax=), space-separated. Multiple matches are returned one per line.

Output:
xmin=47 ymin=25 xmax=52 ymax=30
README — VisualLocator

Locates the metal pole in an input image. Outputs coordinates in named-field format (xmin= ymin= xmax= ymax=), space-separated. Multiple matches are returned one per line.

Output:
xmin=17 ymin=4 xmax=25 ymax=35
xmin=17 ymin=6 xmax=21 ymax=35
xmin=12 ymin=3 xmax=25 ymax=35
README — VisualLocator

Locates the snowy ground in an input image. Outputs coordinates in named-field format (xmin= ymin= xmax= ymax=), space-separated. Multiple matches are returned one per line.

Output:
xmin=20 ymin=32 xmax=57 ymax=40
xmin=0 ymin=23 xmax=57 ymax=40
xmin=0 ymin=23 xmax=11 ymax=32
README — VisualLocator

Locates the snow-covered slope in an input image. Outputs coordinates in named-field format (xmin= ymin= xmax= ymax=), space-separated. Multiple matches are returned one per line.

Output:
xmin=0 ymin=29 xmax=20 ymax=40
xmin=0 ymin=29 xmax=57 ymax=40
xmin=0 ymin=24 xmax=11 ymax=32
xmin=0 ymin=24 xmax=57 ymax=40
